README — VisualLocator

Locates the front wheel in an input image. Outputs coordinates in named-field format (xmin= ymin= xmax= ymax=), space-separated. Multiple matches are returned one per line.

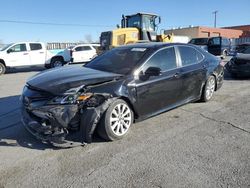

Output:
xmin=201 ymin=76 xmax=216 ymax=102
xmin=98 ymin=99 xmax=134 ymax=141
xmin=0 ymin=63 xmax=6 ymax=75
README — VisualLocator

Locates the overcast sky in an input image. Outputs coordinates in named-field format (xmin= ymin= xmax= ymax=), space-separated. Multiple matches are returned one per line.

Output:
xmin=1 ymin=0 xmax=250 ymax=44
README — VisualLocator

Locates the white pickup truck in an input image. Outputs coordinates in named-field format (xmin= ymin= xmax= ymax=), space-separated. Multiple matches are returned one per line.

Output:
xmin=0 ymin=42 xmax=71 ymax=75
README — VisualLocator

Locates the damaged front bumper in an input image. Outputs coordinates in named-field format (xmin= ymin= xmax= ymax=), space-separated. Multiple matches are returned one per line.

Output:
xmin=21 ymin=104 xmax=84 ymax=148
xmin=21 ymin=92 xmax=115 ymax=148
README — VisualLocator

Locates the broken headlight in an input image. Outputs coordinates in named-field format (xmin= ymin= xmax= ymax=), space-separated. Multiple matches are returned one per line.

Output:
xmin=47 ymin=90 xmax=93 ymax=105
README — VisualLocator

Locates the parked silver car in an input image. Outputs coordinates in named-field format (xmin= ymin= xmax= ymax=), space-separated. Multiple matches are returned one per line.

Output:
xmin=226 ymin=43 xmax=250 ymax=77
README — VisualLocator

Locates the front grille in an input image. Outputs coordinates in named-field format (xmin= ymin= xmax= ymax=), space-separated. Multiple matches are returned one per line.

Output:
xmin=23 ymin=85 xmax=53 ymax=102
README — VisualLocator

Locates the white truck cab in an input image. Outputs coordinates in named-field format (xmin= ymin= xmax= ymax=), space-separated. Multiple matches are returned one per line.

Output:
xmin=0 ymin=42 xmax=71 ymax=75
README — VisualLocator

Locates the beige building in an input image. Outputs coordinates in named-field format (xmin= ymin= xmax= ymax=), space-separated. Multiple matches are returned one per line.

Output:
xmin=165 ymin=26 xmax=243 ymax=39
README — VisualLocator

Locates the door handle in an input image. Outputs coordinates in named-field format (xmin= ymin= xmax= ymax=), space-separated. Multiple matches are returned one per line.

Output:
xmin=23 ymin=52 xmax=29 ymax=55
xmin=39 ymin=52 xmax=44 ymax=54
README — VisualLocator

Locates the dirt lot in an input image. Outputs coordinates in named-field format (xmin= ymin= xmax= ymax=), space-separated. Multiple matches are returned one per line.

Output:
xmin=0 ymin=65 xmax=250 ymax=188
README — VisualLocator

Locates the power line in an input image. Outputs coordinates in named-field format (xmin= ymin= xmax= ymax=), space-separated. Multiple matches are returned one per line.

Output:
xmin=0 ymin=19 xmax=113 ymax=28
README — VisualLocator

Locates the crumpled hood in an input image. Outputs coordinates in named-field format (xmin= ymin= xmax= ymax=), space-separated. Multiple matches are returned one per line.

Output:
xmin=27 ymin=66 xmax=122 ymax=95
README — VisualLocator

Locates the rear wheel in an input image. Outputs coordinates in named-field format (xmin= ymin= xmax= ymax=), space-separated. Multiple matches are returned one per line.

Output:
xmin=0 ymin=63 xmax=6 ymax=75
xmin=98 ymin=99 xmax=134 ymax=141
xmin=50 ymin=57 xmax=65 ymax=68
xmin=201 ymin=76 xmax=216 ymax=102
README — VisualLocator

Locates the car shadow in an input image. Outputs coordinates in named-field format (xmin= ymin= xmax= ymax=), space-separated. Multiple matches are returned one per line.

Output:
xmin=6 ymin=66 xmax=46 ymax=74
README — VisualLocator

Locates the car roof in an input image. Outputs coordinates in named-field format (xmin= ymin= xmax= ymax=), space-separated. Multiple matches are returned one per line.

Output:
xmin=73 ymin=43 xmax=100 ymax=47
xmin=126 ymin=12 xmax=158 ymax=17
xmin=238 ymin=43 xmax=250 ymax=46
xmin=116 ymin=42 xmax=196 ymax=50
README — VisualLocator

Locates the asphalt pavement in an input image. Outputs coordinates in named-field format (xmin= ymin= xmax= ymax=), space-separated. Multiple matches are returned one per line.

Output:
xmin=0 ymin=64 xmax=249 ymax=188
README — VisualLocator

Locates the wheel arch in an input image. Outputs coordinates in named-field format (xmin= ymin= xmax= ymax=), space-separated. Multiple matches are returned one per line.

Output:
xmin=211 ymin=73 xmax=218 ymax=91
xmin=200 ymin=73 xmax=217 ymax=98
xmin=0 ymin=59 xmax=6 ymax=66
xmin=119 ymin=96 xmax=138 ymax=120
xmin=50 ymin=55 xmax=65 ymax=63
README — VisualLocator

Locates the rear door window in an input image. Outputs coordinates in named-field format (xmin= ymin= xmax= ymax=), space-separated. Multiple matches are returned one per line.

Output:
xmin=82 ymin=46 xmax=92 ymax=51
xmin=30 ymin=43 xmax=42 ymax=51
xmin=75 ymin=46 xmax=92 ymax=51
xmin=75 ymin=47 xmax=83 ymax=51
xmin=178 ymin=46 xmax=204 ymax=66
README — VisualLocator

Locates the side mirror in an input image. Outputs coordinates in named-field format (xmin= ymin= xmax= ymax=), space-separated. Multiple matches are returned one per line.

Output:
xmin=139 ymin=67 xmax=161 ymax=81
xmin=145 ymin=67 xmax=161 ymax=76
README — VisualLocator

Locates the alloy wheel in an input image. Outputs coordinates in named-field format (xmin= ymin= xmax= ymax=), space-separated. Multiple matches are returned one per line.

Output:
xmin=110 ymin=103 xmax=132 ymax=136
xmin=205 ymin=77 xmax=215 ymax=100
xmin=0 ymin=63 xmax=5 ymax=75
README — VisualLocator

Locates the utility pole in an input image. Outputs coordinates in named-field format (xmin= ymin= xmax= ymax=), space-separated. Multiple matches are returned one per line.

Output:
xmin=212 ymin=11 xmax=218 ymax=28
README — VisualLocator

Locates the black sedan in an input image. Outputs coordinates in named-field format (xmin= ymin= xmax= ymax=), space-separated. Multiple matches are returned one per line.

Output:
xmin=226 ymin=43 xmax=250 ymax=77
xmin=21 ymin=43 xmax=224 ymax=146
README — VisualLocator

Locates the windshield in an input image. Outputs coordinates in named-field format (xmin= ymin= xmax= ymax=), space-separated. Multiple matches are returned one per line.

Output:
xmin=142 ymin=15 xmax=155 ymax=31
xmin=236 ymin=45 xmax=250 ymax=54
xmin=189 ymin=38 xmax=208 ymax=45
xmin=0 ymin=43 xmax=14 ymax=51
xmin=127 ymin=15 xmax=141 ymax=28
xmin=85 ymin=47 xmax=148 ymax=75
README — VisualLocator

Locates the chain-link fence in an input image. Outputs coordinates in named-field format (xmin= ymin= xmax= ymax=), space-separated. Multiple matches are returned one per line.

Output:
xmin=46 ymin=42 xmax=85 ymax=50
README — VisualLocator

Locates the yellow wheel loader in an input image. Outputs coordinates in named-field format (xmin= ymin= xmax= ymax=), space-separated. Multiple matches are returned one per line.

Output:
xmin=100 ymin=13 xmax=173 ymax=51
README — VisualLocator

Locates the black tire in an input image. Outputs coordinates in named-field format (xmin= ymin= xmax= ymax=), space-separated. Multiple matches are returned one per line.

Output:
xmin=50 ymin=57 xmax=65 ymax=68
xmin=200 ymin=75 xmax=216 ymax=102
xmin=97 ymin=99 xmax=134 ymax=141
xmin=45 ymin=64 xmax=51 ymax=69
xmin=0 ymin=63 xmax=6 ymax=75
